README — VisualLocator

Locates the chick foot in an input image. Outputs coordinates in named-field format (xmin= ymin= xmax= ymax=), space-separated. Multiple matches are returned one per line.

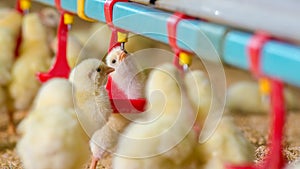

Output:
xmin=89 ymin=156 xmax=99 ymax=169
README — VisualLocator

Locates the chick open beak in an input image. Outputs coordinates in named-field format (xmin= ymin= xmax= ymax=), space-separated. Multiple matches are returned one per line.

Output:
xmin=118 ymin=51 xmax=127 ymax=62
xmin=105 ymin=67 xmax=115 ymax=75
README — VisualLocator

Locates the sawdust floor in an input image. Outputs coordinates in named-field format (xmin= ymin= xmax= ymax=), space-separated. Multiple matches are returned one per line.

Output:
xmin=1 ymin=111 xmax=300 ymax=169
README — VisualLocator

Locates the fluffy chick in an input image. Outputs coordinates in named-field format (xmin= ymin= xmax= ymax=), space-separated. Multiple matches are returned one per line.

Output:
xmin=18 ymin=78 xmax=74 ymax=134
xmin=184 ymin=71 xmax=254 ymax=168
xmin=113 ymin=63 xmax=199 ymax=169
xmin=51 ymin=34 xmax=88 ymax=69
xmin=197 ymin=116 xmax=255 ymax=169
xmin=226 ymin=81 xmax=300 ymax=114
xmin=0 ymin=9 xmax=22 ymax=85
xmin=106 ymin=47 xmax=146 ymax=99
xmin=69 ymin=59 xmax=114 ymax=136
xmin=89 ymin=113 xmax=130 ymax=169
xmin=17 ymin=78 xmax=89 ymax=169
xmin=0 ymin=9 xmax=23 ymax=38
xmin=31 ymin=78 xmax=74 ymax=110
xmin=18 ymin=107 xmax=89 ymax=169
xmin=0 ymin=29 xmax=15 ymax=85
xmin=9 ymin=13 xmax=52 ymax=111
xmin=184 ymin=70 xmax=211 ymax=128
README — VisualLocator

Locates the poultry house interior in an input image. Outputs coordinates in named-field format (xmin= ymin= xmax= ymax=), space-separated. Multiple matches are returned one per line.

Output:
xmin=0 ymin=0 xmax=300 ymax=169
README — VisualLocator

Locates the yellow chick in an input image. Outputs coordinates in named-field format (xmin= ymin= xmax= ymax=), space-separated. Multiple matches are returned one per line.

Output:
xmin=17 ymin=78 xmax=74 ymax=134
xmin=183 ymin=71 xmax=254 ymax=168
xmin=184 ymin=70 xmax=211 ymax=128
xmin=69 ymin=59 xmax=114 ymax=136
xmin=113 ymin=63 xmax=199 ymax=169
xmin=0 ymin=9 xmax=22 ymax=134
xmin=0 ymin=9 xmax=23 ymax=38
xmin=226 ymin=81 xmax=300 ymax=114
xmin=106 ymin=47 xmax=146 ymax=99
xmin=0 ymin=9 xmax=22 ymax=85
xmin=9 ymin=13 xmax=52 ymax=111
xmin=31 ymin=78 xmax=74 ymax=110
xmin=197 ymin=116 xmax=255 ymax=169
xmin=50 ymin=34 xmax=88 ymax=69
xmin=17 ymin=78 xmax=89 ymax=169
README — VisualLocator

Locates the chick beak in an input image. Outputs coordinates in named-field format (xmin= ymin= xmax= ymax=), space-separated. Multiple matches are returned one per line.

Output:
xmin=105 ymin=67 xmax=115 ymax=75
xmin=118 ymin=52 xmax=127 ymax=62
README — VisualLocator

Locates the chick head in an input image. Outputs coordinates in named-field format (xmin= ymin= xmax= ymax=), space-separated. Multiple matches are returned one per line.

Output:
xmin=106 ymin=47 xmax=128 ymax=69
xmin=69 ymin=59 xmax=114 ymax=89
xmin=39 ymin=8 xmax=60 ymax=29
xmin=22 ymin=13 xmax=47 ymax=42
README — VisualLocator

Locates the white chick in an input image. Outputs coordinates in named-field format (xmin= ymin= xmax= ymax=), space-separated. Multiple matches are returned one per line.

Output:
xmin=226 ymin=81 xmax=300 ymax=114
xmin=106 ymin=46 xmax=146 ymax=99
xmin=89 ymin=113 xmax=130 ymax=169
xmin=113 ymin=63 xmax=199 ymax=169
xmin=197 ymin=116 xmax=255 ymax=169
xmin=17 ymin=78 xmax=89 ymax=169
xmin=69 ymin=59 xmax=114 ymax=136
xmin=106 ymin=46 xmax=127 ymax=69
xmin=9 ymin=13 xmax=52 ymax=111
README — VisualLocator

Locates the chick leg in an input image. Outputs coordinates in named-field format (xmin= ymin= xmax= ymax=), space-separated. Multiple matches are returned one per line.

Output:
xmin=89 ymin=156 xmax=99 ymax=169
xmin=19 ymin=110 xmax=29 ymax=118
xmin=7 ymin=112 xmax=16 ymax=135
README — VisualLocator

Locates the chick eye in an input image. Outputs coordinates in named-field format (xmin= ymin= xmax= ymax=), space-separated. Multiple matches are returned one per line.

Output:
xmin=112 ymin=59 xmax=116 ymax=64
xmin=96 ymin=67 xmax=101 ymax=72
